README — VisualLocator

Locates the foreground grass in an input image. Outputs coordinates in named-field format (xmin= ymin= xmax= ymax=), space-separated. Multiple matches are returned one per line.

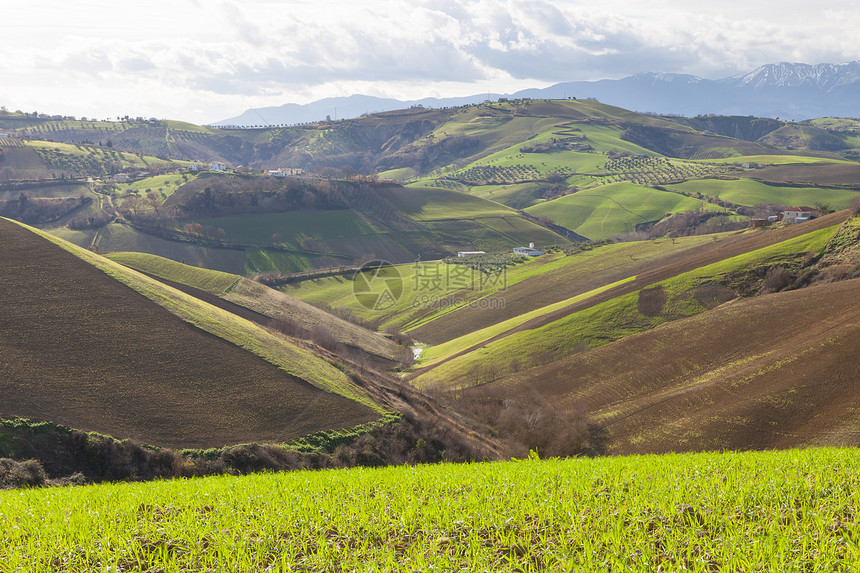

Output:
xmin=1 ymin=448 xmax=857 ymax=571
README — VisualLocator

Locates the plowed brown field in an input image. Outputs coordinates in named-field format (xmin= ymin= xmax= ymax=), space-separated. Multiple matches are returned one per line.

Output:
xmin=0 ymin=218 xmax=378 ymax=448
xmin=476 ymin=278 xmax=860 ymax=454
xmin=743 ymin=164 xmax=860 ymax=186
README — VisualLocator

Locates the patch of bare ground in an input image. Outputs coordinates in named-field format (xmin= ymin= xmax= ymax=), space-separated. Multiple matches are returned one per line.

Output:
xmin=742 ymin=164 xmax=860 ymax=186
xmin=473 ymin=278 xmax=860 ymax=454
xmin=0 ymin=218 xmax=379 ymax=449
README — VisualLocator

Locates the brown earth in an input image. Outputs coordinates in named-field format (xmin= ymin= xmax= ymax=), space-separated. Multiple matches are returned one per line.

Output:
xmin=0 ymin=217 xmax=379 ymax=449
xmin=471 ymin=277 xmax=860 ymax=454
xmin=742 ymin=164 xmax=860 ymax=187
xmin=411 ymin=210 xmax=852 ymax=378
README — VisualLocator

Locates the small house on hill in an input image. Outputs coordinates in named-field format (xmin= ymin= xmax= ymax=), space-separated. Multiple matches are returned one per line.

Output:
xmin=209 ymin=161 xmax=227 ymax=172
xmin=781 ymin=206 xmax=819 ymax=224
xmin=513 ymin=242 xmax=545 ymax=257
xmin=457 ymin=250 xmax=486 ymax=258
xmin=268 ymin=168 xmax=304 ymax=177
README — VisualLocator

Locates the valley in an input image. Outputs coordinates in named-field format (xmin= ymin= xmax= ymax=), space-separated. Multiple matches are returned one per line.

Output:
xmin=1 ymin=98 xmax=858 ymax=490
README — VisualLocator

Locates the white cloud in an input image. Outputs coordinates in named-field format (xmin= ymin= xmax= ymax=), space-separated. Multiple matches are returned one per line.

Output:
xmin=1 ymin=0 xmax=859 ymax=122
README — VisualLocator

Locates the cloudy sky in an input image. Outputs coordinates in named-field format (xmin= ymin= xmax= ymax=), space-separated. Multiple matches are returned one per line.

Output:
xmin=2 ymin=0 xmax=859 ymax=124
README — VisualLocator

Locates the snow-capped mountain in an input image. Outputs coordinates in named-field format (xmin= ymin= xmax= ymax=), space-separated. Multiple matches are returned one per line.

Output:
xmin=726 ymin=62 xmax=860 ymax=91
xmin=215 ymin=61 xmax=860 ymax=126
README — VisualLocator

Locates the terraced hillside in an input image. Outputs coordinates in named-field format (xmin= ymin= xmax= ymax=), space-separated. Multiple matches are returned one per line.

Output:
xmin=0 ymin=217 xmax=380 ymax=449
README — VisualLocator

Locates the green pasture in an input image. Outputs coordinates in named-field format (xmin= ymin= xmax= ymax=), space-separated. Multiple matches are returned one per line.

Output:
xmin=105 ymin=252 xmax=241 ymax=295
xmin=525 ymin=183 xmax=722 ymax=240
xmin=191 ymin=210 xmax=378 ymax=247
xmin=379 ymin=186 xmax=511 ymax=221
xmin=121 ymin=173 xmax=198 ymax=201
xmin=416 ymin=224 xmax=840 ymax=388
xmin=667 ymin=179 xmax=859 ymax=209
xmin=468 ymin=182 xmax=550 ymax=208
xmin=283 ymin=234 xmax=726 ymax=334
xmin=72 ymin=224 xmax=249 ymax=275
xmin=418 ymin=276 xmax=636 ymax=365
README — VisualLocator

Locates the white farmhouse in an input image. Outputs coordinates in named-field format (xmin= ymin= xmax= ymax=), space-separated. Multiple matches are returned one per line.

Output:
xmin=513 ymin=242 xmax=545 ymax=257
xmin=781 ymin=206 xmax=819 ymax=224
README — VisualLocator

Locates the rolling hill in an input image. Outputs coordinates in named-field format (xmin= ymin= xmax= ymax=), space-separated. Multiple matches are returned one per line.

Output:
xmin=465 ymin=276 xmax=860 ymax=455
xmin=104 ymin=251 xmax=401 ymax=365
xmin=0 ymin=217 xmax=381 ymax=449
xmin=3 ymin=100 xmax=860 ymax=278
xmin=395 ymin=210 xmax=860 ymax=454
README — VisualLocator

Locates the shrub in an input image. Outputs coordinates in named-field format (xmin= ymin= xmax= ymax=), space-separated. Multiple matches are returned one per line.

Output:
xmin=0 ymin=458 xmax=47 ymax=489
xmin=760 ymin=266 xmax=795 ymax=294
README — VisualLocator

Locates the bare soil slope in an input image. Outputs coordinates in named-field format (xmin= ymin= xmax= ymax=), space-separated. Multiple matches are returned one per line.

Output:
xmin=0 ymin=218 xmax=378 ymax=448
xmin=477 ymin=278 xmax=860 ymax=454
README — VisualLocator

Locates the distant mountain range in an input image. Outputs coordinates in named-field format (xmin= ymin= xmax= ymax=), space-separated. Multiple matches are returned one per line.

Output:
xmin=214 ymin=62 xmax=860 ymax=127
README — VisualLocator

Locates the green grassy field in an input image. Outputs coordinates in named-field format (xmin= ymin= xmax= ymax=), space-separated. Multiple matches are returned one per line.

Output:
xmin=104 ymin=252 xmax=241 ymax=294
xmin=667 ymin=178 xmax=859 ymax=209
xmin=418 ymin=277 xmax=636 ymax=366
xmin=120 ymin=173 xmax=198 ymax=202
xmin=2 ymin=448 xmax=857 ymax=571
xmin=525 ymin=183 xmax=722 ymax=240
xmin=378 ymin=186 xmax=512 ymax=221
xmin=68 ymin=223 xmax=250 ymax=274
xmin=415 ymin=223 xmax=840 ymax=389
xmin=282 ymin=234 xmax=727 ymax=336
xmin=191 ymin=210 xmax=379 ymax=247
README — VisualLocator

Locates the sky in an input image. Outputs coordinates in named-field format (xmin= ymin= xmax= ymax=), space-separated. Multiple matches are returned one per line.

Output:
xmin=2 ymin=0 xmax=859 ymax=124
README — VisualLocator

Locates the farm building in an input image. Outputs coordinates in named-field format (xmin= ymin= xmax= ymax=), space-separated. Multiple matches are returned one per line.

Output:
xmin=267 ymin=168 xmax=304 ymax=177
xmin=209 ymin=161 xmax=227 ymax=172
xmin=457 ymin=250 xmax=486 ymax=258
xmin=781 ymin=207 xmax=819 ymax=224
xmin=513 ymin=243 xmax=545 ymax=257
